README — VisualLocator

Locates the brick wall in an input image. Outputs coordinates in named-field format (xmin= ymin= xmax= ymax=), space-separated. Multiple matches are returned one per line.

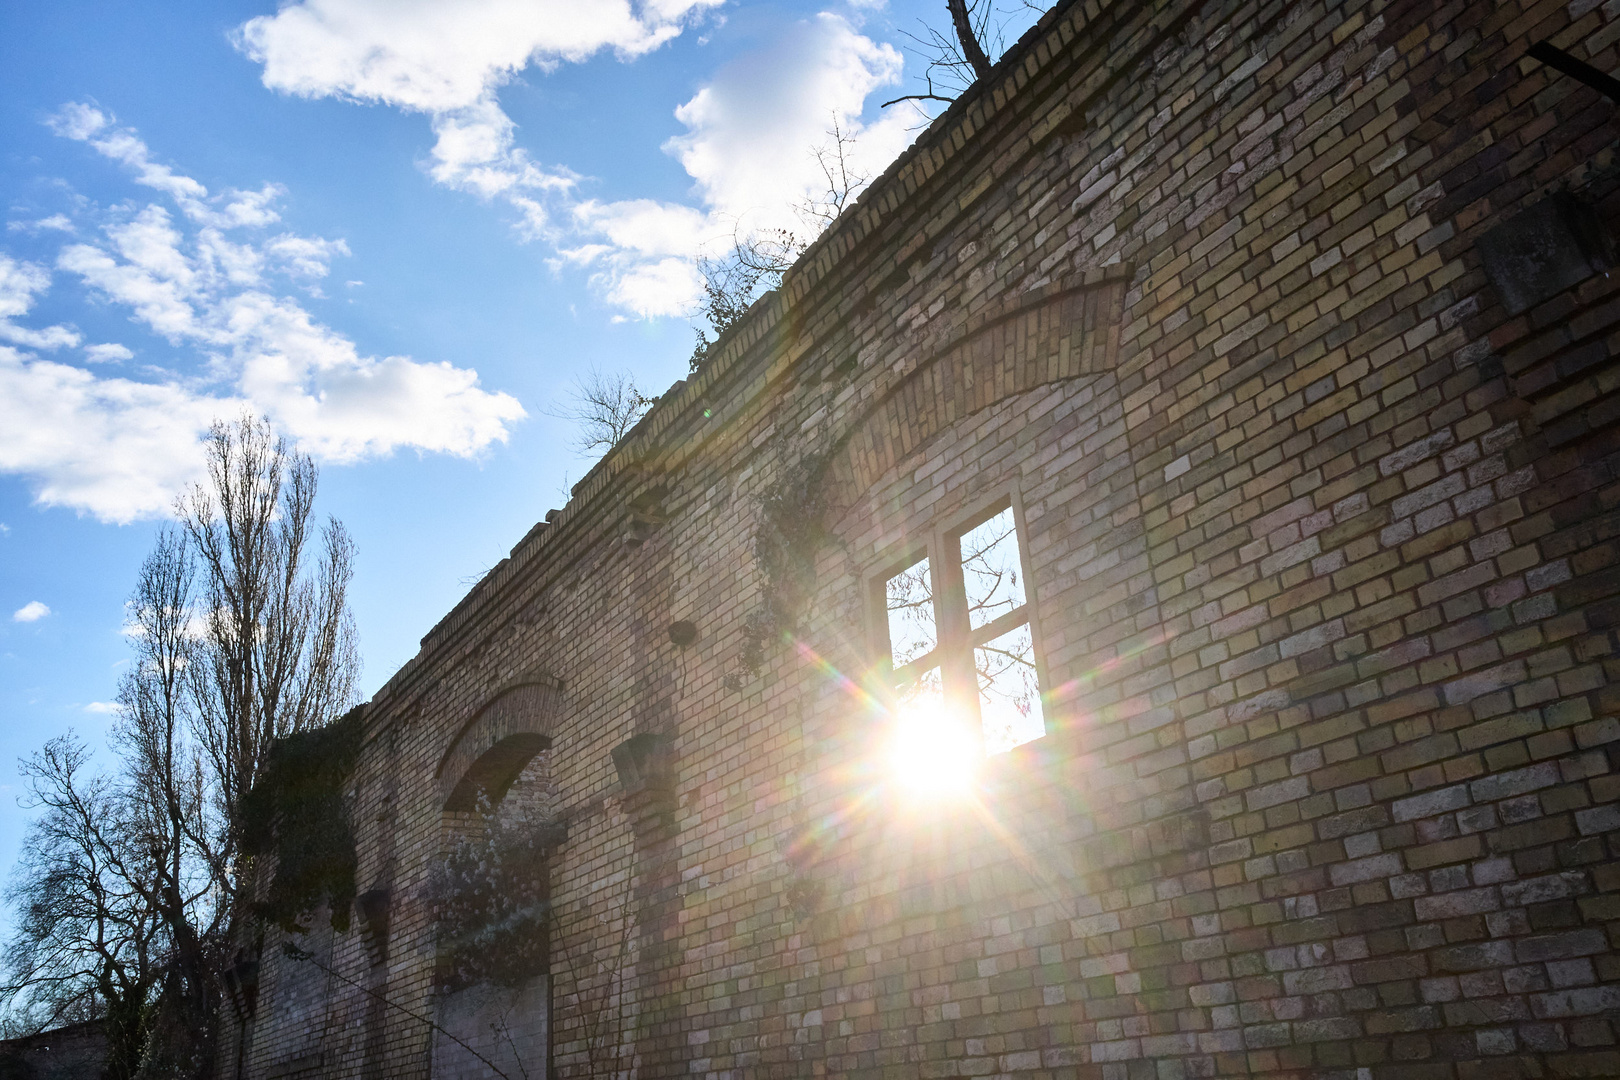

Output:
xmin=230 ymin=0 xmax=1620 ymax=1076
xmin=0 ymin=1019 xmax=109 ymax=1079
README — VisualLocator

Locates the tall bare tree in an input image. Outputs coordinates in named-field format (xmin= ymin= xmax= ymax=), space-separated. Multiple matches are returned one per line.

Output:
xmin=949 ymin=0 xmax=995 ymax=80
xmin=2 ymin=415 xmax=359 ymax=1077
xmin=178 ymin=415 xmax=358 ymax=848
xmin=113 ymin=527 xmax=225 ymax=1078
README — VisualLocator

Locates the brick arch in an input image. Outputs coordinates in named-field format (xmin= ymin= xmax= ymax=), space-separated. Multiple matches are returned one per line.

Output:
xmin=823 ymin=269 xmax=1130 ymax=515
xmin=437 ymin=680 xmax=563 ymax=811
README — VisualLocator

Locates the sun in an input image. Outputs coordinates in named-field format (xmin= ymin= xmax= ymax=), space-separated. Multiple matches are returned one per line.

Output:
xmin=887 ymin=696 xmax=980 ymax=799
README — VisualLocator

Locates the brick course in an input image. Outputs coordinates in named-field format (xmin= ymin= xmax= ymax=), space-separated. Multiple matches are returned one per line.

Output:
xmin=231 ymin=0 xmax=1620 ymax=1076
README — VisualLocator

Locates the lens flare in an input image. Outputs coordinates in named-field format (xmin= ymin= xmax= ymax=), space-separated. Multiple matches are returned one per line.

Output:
xmin=887 ymin=698 xmax=979 ymax=798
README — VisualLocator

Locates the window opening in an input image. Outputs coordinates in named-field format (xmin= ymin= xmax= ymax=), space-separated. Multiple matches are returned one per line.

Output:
xmin=885 ymin=555 xmax=938 ymax=669
xmin=879 ymin=503 xmax=1044 ymax=755
xmin=975 ymin=622 xmax=1042 ymax=754
xmin=961 ymin=507 xmax=1026 ymax=630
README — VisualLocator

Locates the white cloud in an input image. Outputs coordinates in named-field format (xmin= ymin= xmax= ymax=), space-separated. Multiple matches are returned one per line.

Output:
xmin=663 ymin=14 xmax=916 ymax=235
xmin=601 ymin=256 xmax=707 ymax=319
xmin=0 ymin=323 xmax=81 ymax=351
xmin=557 ymin=15 xmax=924 ymax=318
xmin=423 ymin=99 xmax=580 ymax=205
xmin=565 ymin=14 xmax=924 ymax=316
xmin=569 ymin=199 xmax=713 ymax=260
xmin=59 ymin=213 xmax=204 ymax=342
xmin=0 ymin=112 xmax=526 ymax=523
xmin=265 ymin=233 xmax=351 ymax=279
xmin=0 ymin=254 xmax=81 ymax=350
xmin=84 ymin=343 xmax=134 ymax=363
xmin=13 ymin=601 xmax=51 ymax=623
xmin=47 ymin=101 xmax=109 ymax=141
xmin=8 ymin=214 xmax=75 ymax=234
xmin=233 ymin=0 xmax=714 ymax=220
xmin=0 ymin=346 xmax=225 ymax=522
xmin=84 ymin=701 xmax=120 ymax=715
xmin=234 ymin=2 xmax=923 ymax=319
xmin=236 ymin=0 xmax=711 ymax=112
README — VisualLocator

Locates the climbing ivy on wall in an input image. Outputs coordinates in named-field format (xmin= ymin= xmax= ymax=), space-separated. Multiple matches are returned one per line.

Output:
xmin=739 ymin=449 xmax=836 ymax=676
xmin=240 ymin=706 xmax=365 ymax=932
xmin=432 ymin=796 xmax=564 ymax=990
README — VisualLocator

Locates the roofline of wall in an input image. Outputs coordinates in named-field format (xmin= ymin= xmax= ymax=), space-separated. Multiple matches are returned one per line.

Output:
xmin=367 ymin=0 xmax=1204 ymax=720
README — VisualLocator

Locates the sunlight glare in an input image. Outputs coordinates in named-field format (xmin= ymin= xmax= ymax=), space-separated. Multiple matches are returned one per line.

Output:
xmin=888 ymin=698 xmax=979 ymax=799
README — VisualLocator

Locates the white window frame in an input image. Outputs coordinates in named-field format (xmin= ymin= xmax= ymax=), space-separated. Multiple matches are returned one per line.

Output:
xmin=867 ymin=489 xmax=1049 ymax=754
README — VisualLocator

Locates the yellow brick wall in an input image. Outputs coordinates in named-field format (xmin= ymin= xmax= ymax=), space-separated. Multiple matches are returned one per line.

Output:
xmin=229 ymin=0 xmax=1620 ymax=1076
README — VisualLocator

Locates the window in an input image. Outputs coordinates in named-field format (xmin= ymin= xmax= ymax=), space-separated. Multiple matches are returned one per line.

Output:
xmin=877 ymin=502 xmax=1045 ymax=754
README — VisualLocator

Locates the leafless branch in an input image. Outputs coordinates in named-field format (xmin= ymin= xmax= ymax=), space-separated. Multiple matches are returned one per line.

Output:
xmin=885 ymin=2 xmax=1051 ymax=109
xmin=546 ymin=368 xmax=657 ymax=457
xmin=880 ymin=92 xmax=957 ymax=108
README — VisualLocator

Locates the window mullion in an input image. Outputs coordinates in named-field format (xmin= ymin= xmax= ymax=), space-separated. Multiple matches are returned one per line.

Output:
xmin=933 ymin=529 xmax=977 ymax=707
xmin=890 ymin=651 xmax=939 ymax=689
xmin=968 ymin=604 xmax=1029 ymax=649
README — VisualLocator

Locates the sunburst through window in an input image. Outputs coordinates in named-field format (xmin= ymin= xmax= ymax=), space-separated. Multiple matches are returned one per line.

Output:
xmin=878 ymin=503 xmax=1045 ymax=765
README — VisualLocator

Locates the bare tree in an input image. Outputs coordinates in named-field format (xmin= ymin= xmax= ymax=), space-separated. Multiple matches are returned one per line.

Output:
xmin=950 ymin=0 xmax=996 ymax=78
xmin=113 ymin=528 xmax=229 ymax=1078
xmin=547 ymin=368 xmax=658 ymax=456
xmin=1 ymin=737 xmax=165 ymax=1078
xmin=178 ymin=415 xmax=359 ymax=851
xmin=2 ymin=415 xmax=359 ymax=1077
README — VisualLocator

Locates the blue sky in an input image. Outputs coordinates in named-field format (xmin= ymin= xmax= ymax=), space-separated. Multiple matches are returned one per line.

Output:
xmin=0 ymin=0 xmax=1043 ymax=875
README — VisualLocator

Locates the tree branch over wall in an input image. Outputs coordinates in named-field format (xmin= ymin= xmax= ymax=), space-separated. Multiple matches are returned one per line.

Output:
xmin=950 ymin=0 xmax=994 ymax=78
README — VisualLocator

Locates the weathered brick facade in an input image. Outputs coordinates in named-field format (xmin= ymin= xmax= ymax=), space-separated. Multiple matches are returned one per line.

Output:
xmin=230 ymin=0 xmax=1620 ymax=1075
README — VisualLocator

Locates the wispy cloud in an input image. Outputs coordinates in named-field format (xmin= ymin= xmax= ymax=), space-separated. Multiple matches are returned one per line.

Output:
xmin=236 ymin=3 xmax=925 ymax=318
xmin=84 ymin=343 xmax=134 ymax=363
xmin=0 ymin=253 xmax=81 ymax=350
xmin=0 ymin=107 xmax=526 ymax=523
xmin=47 ymin=103 xmax=286 ymax=230
xmin=84 ymin=701 xmax=120 ymax=715
xmin=13 ymin=601 xmax=51 ymax=623
xmin=8 ymin=214 xmax=75 ymax=234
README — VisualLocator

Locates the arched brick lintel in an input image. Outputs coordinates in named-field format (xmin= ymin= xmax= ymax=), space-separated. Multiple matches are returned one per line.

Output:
xmin=437 ymin=680 xmax=562 ymax=811
xmin=824 ymin=270 xmax=1130 ymax=514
